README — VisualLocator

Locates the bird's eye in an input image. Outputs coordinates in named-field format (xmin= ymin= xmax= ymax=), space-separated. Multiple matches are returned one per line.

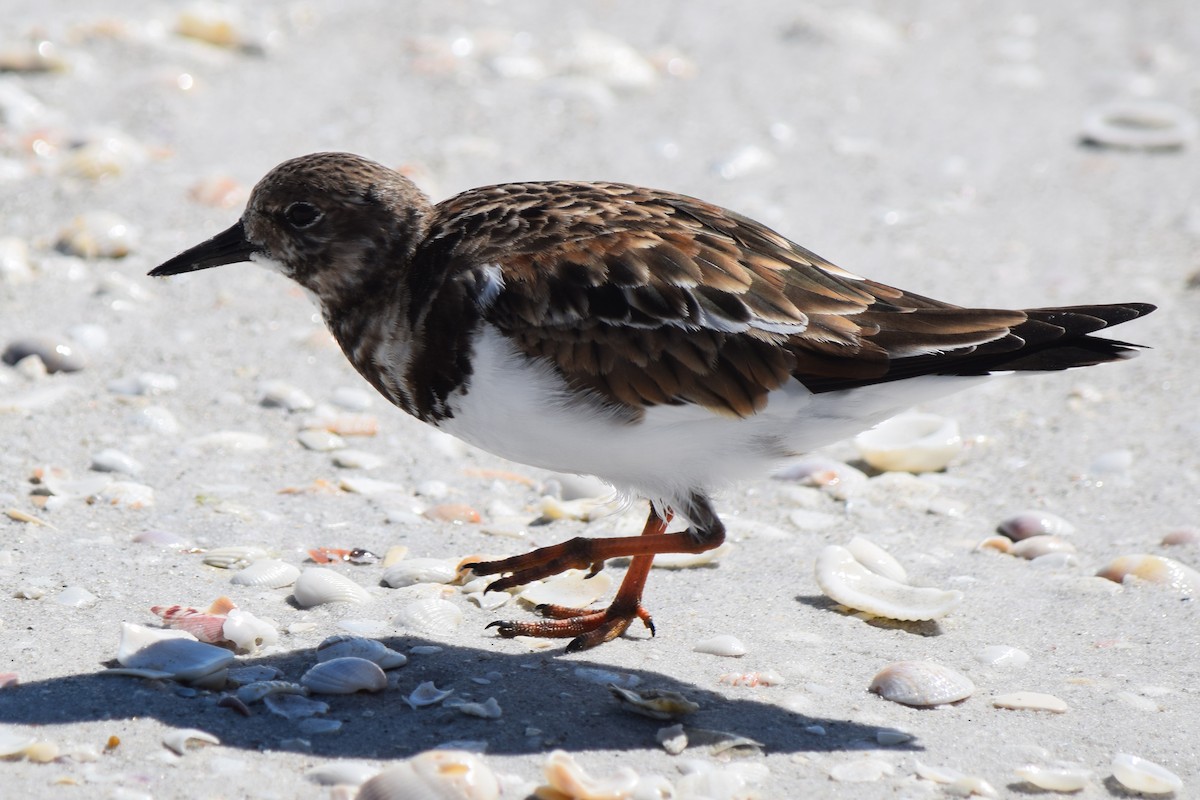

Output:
xmin=284 ymin=202 xmax=322 ymax=229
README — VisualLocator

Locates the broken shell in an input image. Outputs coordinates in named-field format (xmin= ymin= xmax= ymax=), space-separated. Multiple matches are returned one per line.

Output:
xmin=1010 ymin=536 xmax=1076 ymax=560
xmin=221 ymin=608 xmax=278 ymax=651
xmin=854 ymin=412 xmax=961 ymax=473
xmin=814 ymin=544 xmax=963 ymax=621
xmin=381 ymin=557 xmax=460 ymax=588
xmin=406 ymin=681 xmax=454 ymax=708
xmin=992 ymin=691 xmax=1068 ymax=713
xmin=265 ymin=693 xmax=329 ymax=720
xmin=292 ymin=567 xmax=371 ymax=607
xmin=1096 ymin=554 xmax=1200 ymax=593
xmin=975 ymin=645 xmax=1030 ymax=668
xmin=162 ymin=728 xmax=219 ymax=755
xmin=718 ymin=670 xmax=785 ymax=687
xmin=230 ymin=558 xmax=300 ymax=589
xmin=203 ymin=546 xmax=270 ymax=569
xmin=914 ymin=761 xmax=997 ymax=797
xmin=998 ymin=510 xmax=1075 ymax=540
xmin=235 ymin=680 xmax=307 ymax=704
xmin=609 ymin=684 xmax=699 ymax=720
xmin=652 ymin=542 xmax=734 ymax=568
xmin=540 ymin=750 xmax=639 ymax=800
xmin=869 ymin=660 xmax=974 ymax=707
xmin=449 ymin=697 xmax=502 ymax=719
xmin=305 ymin=761 xmax=380 ymax=787
xmin=357 ymin=750 xmax=499 ymax=800
xmin=316 ymin=635 xmax=407 ymax=669
xmin=151 ymin=603 xmax=227 ymax=643
xmin=0 ymin=726 xmax=37 ymax=757
xmin=1014 ymin=763 xmax=1091 ymax=793
xmin=115 ymin=623 xmax=234 ymax=682
xmin=392 ymin=598 xmax=463 ymax=634
xmin=300 ymin=657 xmax=387 ymax=695
xmin=693 ymin=634 xmax=746 ymax=657
xmin=845 ymin=536 xmax=907 ymax=583
xmin=1081 ymin=100 xmax=1198 ymax=150
xmin=518 ymin=569 xmax=613 ymax=608
xmin=1111 ymin=753 xmax=1183 ymax=795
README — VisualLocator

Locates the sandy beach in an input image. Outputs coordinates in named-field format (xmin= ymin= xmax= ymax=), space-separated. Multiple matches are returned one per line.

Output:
xmin=1 ymin=2 xmax=1197 ymax=798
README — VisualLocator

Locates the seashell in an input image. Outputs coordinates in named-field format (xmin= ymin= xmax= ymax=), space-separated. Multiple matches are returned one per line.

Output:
xmin=875 ymin=728 xmax=914 ymax=746
xmin=235 ymin=680 xmax=307 ymax=704
xmin=406 ymin=681 xmax=454 ymax=708
xmin=657 ymin=723 xmax=687 ymax=755
xmin=1096 ymin=554 xmax=1200 ymax=593
xmin=449 ymin=697 xmax=502 ymax=719
xmin=297 ymin=429 xmax=345 ymax=451
xmin=392 ymin=598 xmax=463 ymax=634
xmin=539 ymin=750 xmax=639 ymax=800
xmin=340 ymin=476 xmax=405 ymax=495
xmin=259 ymin=380 xmax=314 ymax=411
xmin=357 ymin=750 xmax=499 ymax=800
xmin=1014 ymin=763 xmax=1091 ymax=793
xmin=854 ymin=412 xmax=961 ymax=473
xmin=55 ymin=211 xmax=138 ymax=259
xmin=24 ymin=740 xmax=59 ymax=763
xmin=651 ymin=542 xmax=734 ymax=568
xmin=333 ymin=449 xmax=386 ymax=469
xmin=518 ymin=569 xmax=613 ymax=608
xmin=465 ymin=589 xmax=511 ymax=611
xmin=221 ymin=608 xmax=278 ymax=651
xmin=1111 ymin=753 xmax=1183 ymax=795
xmin=537 ymin=494 xmax=615 ymax=522
xmin=869 ymin=660 xmax=974 ymax=707
xmin=574 ymin=667 xmax=640 ymax=688
xmin=116 ymin=623 xmax=234 ymax=682
xmin=998 ymin=510 xmax=1076 ymax=540
xmin=830 ymin=758 xmax=895 ymax=782
xmin=1081 ymin=100 xmax=1198 ymax=150
xmin=230 ymin=558 xmax=300 ymax=589
xmin=814 ymin=544 xmax=963 ymax=621
xmin=265 ymin=693 xmax=329 ymax=720
xmin=203 ymin=546 xmax=270 ymax=569
xmin=845 ymin=536 xmax=907 ymax=583
xmin=2 ymin=337 xmax=85 ymax=374
xmin=90 ymin=448 xmax=143 ymax=476
xmin=316 ymin=635 xmax=407 ymax=669
xmin=305 ymin=761 xmax=380 ymax=787
xmin=300 ymin=657 xmax=387 ymax=695
xmin=974 ymin=645 xmax=1030 ymax=668
xmin=162 ymin=727 xmax=219 ymax=755
xmin=0 ymin=237 xmax=34 ymax=285
xmin=187 ymin=430 xmax=268 ymax=450
xmin=53 ymin=586 xmax=98 ymax=608
xmin=151 ymin=604 xmax=228 ymax=643
xmin=381 ymin=557 xmax=460 ymax=588
xmin=718 ymin=670 xmax=785 ymax=687
xmin=992 ymin=691 xmax=1068 ymax=713
xmin=0 ymin=726 xmax=37 ymax=757
xmin=693 ymin=634 xmax=746 ymax=657
xmin=423 ymin=503 xmax=482 ymax=524
xmin=298 ymin=718 xmax=342 ymax=735
xmin=772 ymin=456 xmax=869 ymax=493
xmin=227 ymin=665 xmax=284 ymax=685
xmin=976 ymin=536 xmax=1013 ymax=554
xmin=292 ymin=567 xmax=371 ymax=607
xmin=1162 ymin=529 xmax=1199 ymax=546
xmin=609 ymin=684 xmax=699 ymax=720
xmin=914 ymin=761 xmax=998 ymax=796
xmin=1010 ymin=535 xmax=1076 ymax=560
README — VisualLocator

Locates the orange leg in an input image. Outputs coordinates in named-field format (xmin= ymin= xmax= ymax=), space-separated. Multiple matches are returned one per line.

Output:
xmin=464 ymin=496 xmax=725 ymax=652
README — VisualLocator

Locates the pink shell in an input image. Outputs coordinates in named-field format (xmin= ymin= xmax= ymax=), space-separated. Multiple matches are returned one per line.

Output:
xmin=151 ymin=605 xmax=229 ymax=644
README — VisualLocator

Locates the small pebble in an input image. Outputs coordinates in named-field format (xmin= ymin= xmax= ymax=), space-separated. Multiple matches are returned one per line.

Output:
xmin=693 ymin=634 xmax=746 ymax=657
xmin=260 ymin=380 xmax=314 ymax=411
xmin=297 ymin=429 xmax=345 ymax=452
xmin=91 ymin=449 xmax=143 ymax=476
xmin=331 ymin=449 xmax=385 ymax=470
xmin=56 ymin=211 xmax=138 ymax=258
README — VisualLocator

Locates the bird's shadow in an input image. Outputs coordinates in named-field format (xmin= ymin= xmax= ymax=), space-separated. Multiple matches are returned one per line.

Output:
xmin=0 ymin=636 xmax=913 ymax=759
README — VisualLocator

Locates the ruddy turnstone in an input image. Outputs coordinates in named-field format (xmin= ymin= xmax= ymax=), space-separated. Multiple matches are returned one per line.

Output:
xmin=152 ymin=152 xmax=1154 ymax=652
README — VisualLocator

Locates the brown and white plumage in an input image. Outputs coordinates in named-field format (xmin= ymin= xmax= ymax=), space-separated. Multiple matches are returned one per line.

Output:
xmin=153 ymin=152 xmax=1154 ymax=651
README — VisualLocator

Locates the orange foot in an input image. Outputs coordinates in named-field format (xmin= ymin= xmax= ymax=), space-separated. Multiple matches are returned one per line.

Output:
xmin=486 ymin=594 xmax=656 ymax=653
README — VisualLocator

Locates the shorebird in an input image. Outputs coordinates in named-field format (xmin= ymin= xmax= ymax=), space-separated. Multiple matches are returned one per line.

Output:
xmin=152 ymin=152 xmax=1154 ymax=652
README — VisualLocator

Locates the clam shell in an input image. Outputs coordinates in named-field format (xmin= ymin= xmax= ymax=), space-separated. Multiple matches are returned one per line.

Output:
xmin=406 ymin=681 xmax=454 ymax=708
xmin=869 ymin=660 xmax=974 ymax=707
xmin=0 ymin=726 xmax=37 ymax=757
xmin=652 ymin=542 xmax=734 ymax=569
xmin=854 ymin=412 xmax=961 ymax=473
xmin=540 ymin=750 xmax=639 ymax=800
xmin=357 ymin=750 xmax=499 ymax=800
xmin=1010 ymin=535 xmax=1076 ymax=560
xmin=518 ymin=569 xmax=613 ymax=608
xmin=292 ymin=567 xmax=371 ymax=607
xmin=230 ymin=559 xmax=300 ymax=589
xmin=998 ymin=510 xmax=1075 ymax=540
xmin=845 ymin=536 xmax=907 ymax=583
xmin=380 ymin=557 xmax=460 ymax=588
xmin=162 ymin=728 xmax=219 ymax=755
xmin=693 ymin=634 xmax=747 ymax=657
xmin=300 ymin=656 xmax=387 ymax=695
xmin=814 ymin=544 xmax=963 ymax=621
xmin=203 ymin=546 xmax=271 ymax=569
xmin=115 ymin=623 xmax=234 ymax=683
xmin=391 ymin=598 xmax=463 ymax=634
xmin=315 ymin=635 xmax=407 ymax=669
xmin=1014 ymin=763 xmax=1091 ymax=792
xmin=1111 ymin=753 xmax=1183 ymax=794
xmin=1096 ymin=554 xmax=1200 ymax=593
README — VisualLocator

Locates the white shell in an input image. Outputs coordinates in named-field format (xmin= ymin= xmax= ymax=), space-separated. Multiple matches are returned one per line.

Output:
xmin=162 ymin=727 xmax=219 ymax=755
xmin=854 ymin=412 xmax=962 ymax=473
xmin=381 ymin=557 xmax=460 ymax=588
xmin=1111 ymin=753 xmax=1183 ymax=794
xmin=540 ymin=750 xmax=639 ymax=800
xmin=869 ymin=660 xmax=974 ymax=707
xmin=230 ymin=559 xmax=300 ymax=589
xmin=357 ymin=750 xmax=499 ymax=800
xmin=203 ymin=546 xmax=270 ymax=569
xmin=449 ymin=697 xmax=502 ymax=719
xmin=221 ymin=608 xmax=279 ymax=651
xmin=1010 ymin=536 xmax=1076 ymax=560
xmin=975 ymin=645 xmax=1030 ymax=668
xmin=316 ymin=635 xmax=407 ymax=669
xmin=518 ymin=569 xmax=613 ymax=608
xmin=829 ymin=758 xmax=894 ymax=782
xmin=914 ymin=761 xmax=998 ymax=797
xmin=0 ymin=726 xmax=37 ymax=757
xmin=1096 ymin=554 xmax=1200 ymax=593
xmin=814 ymin=544 xmax=963 ymax=621
xmin=235 ymin=680 xmax=307 ymax=704
xmin=992 ymin=691 xmax=1068 ymax=713
xmin=265 ymin=694 xmax=329 ymax=720
xmin=305 ymin=761 xmax=380 ymax=787
xmin=392 ymin=598 xmax=463 ymax=634
xmin=693 ymin=634 xmax=747 ymax=657
xmin=652 ymin=542 xmax=734 ymax=568
xmin=300 ymin=656 xmax=387 ymax=695
xmin=1014 ymin=764 xmax=1091 ymax=792
xmin=292 ymin=567 xmax=371 ymax=607
xmin=998 ymin=510 xmax=1075 ymax=540
xmin=406 ymin=681 xmax=454 ymax=708
xmin=845 ymin=536 xmax=907 ymax=583
xmin=115 ymin=623 xmax=234 ymax=682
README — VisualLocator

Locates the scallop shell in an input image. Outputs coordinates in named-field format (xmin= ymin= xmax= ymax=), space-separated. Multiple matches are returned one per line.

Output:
xmin=405 ymin=681 xmax=454 ymax=708
xmin=997 ymin=510 xmax=1075 ymax=540
xmin=1096 ymin=554 xmax=1200 ymax=593
xmin=518 ymin=569 xmax=613 ymax=608
xmin=869 ymin=660 xmax=974 ymax=707
xmin=357 ymin=750 xmax=499 ymax=800
xmin=854 ymin=412 xmax=962 ymax=473
xmin=162 ymin=728 xmax=219 ymax=755
xmin=1014 ymin=763 xmax=1091 ymax=792
xmin=539 ymin=750 xmax=639 ymax=800
xmin=115 ymin=623 xmax=235 ymax=683
xmin=1111 ymin=753 xmax=1183 ymax=794
xmin=380 ymin=557 xmax=460 ymax=588
xmin=230 ymin=559 xmax=300 ymax=589
xmin=391 ymin=598 xmax=463 ymax=634
xmin=202 ymin=545 xmax=271 ymax=569
xmin=814 ymin=544 xmax=963 ymax=621
xmin=300 ymin=657 xmax=387 ymax=695
xmin=315 ymin=635 xmax=407 ymax=669
xmin=292 ymin=567 xmax=371 ymax=607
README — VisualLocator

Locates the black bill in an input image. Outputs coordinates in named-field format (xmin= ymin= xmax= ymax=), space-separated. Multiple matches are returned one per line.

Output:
xmin=149 ymin=220 xmax=259 ymax=277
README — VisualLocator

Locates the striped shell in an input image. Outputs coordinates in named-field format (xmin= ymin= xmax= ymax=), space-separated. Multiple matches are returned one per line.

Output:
xmin=230 ymin=558 xmax=300 ymax=588
xmin=869 ymin=660 xmax=974 ymax=707
xmin=292 ymin=567 xmax=371 ymax=607
xmin=316 ymin=635 xmax=407 ymax=669
xmin=300 ymin=657 xmax=387 ymax=694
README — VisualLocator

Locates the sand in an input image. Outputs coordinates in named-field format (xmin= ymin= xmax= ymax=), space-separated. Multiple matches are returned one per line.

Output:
xmin=1 ymin=2 xmax=1197 ymax=798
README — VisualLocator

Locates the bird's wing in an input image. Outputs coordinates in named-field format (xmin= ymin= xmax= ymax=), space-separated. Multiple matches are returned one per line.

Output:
xmin=423 ymin=181 xmax=1123 ymax=417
